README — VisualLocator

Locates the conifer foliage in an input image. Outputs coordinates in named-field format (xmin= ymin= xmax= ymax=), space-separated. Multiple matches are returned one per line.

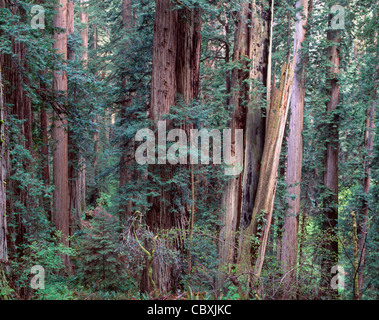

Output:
xmin=0 ymin=0 xmax=377 ymax=300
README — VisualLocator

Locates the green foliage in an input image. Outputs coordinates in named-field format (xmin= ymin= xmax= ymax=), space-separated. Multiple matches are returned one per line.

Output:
xmin=76 ymin=209 xmax=128 ymax=291
xmin=6 ymin=231 xmax=76 ymax=300
xmin=0 ymin=0 xmax=378 ymax=300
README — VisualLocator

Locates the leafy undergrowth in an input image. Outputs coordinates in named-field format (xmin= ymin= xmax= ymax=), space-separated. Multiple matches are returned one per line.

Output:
xmin=32 ymin=286 xmax=241 ymax=300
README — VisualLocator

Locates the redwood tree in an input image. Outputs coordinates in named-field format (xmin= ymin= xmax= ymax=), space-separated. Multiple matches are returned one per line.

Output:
xmin=119 ymin=0 xmax=134 ymax=221
xmin=219 ymin=0 xmax=270 ymax=282
xmin=320 ymin=20 xmax=341 ymax=300
xmin=142 ymin=0 xmax=202 ymax=293
xmin=0 ymin=66 xmax=6 ymax=264
xmin=52 ymin=0 xmax=70 ymax=269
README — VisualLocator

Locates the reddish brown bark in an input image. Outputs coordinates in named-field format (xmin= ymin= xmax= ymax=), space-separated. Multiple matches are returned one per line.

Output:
xmin=320 ymin=27 xmax=341 ymax=299
xmin=80 ymin=0 xmax=89 ymax=63
xmin=52 ymin=0 xmax=71 ymax=270
xmin=142 ymin=0 xmax=202 ymax=293
xmin=0 ymin=3 xmax=33 ymax=253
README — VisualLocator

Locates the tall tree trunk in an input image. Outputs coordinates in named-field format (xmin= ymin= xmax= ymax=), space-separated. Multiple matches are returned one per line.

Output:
xmin=320 ymin=25 xmax=341 ymax=299
xmin=142 ymin=0 xmax=201 ymax=293
xmin=0 ymin=3 xmax=33 ymax=256
xmin=356 ymin=27 xmax=377 ymax=300
xmin=67 ymin=0 xmax=82 ymax=233
xmin=219 ymin=0 xmax=270 ymax=285
xmin=67 ymin=1 xmax=86 ymax=232
xmin=0 ymin=67 xmax=7 ymax=264
xmin=280 ymin=0 xmax=309 ymax=299
xmin=79 ymin=0 xmax=88 ymax=214
xmin=40 ymin=104 xmax=51 ymax=221
xmin=119 ymin=0 xmax=134 ymax=221
xmin=0 ymin=66 xmax=11 ymax=299
xmin=38 ymin=0 xmax=51 ymax=221
xmin=52 ymin=0 xmax=71 ymax=270
xmin=296 ymin=208 xmax=307 ymax=299
xmin=80 ymin=0 xmax=89 ymax=64
xmin=237 ymin=60 xmax=296 ymax=296
xmin=0 ymin=3 xmax=34 ymax=299
xmin=357 ymin=97 xmax=375 ymax=299
xmin=90 ymin=26 xmax=100 ymax=206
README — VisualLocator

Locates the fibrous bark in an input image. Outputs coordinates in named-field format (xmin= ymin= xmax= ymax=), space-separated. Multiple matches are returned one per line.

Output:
xmin=0 ymin=2 xmax=33 ymax=255
xmin=142 ymin=0 xmax=201 ymax=293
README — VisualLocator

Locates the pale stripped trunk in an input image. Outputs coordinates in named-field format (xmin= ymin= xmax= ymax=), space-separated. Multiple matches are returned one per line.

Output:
xmin=280 ymin=0 xmax=309 ymax=298
xmin=237 ymin=61 xmax=296 ymax=291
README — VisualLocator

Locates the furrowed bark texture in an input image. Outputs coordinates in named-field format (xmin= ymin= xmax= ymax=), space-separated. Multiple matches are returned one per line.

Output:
xmin=0 ymin=3 xmax=33 ymax=255
xmin=237 ymin=61 xmax=295 ymax=291
xmin=142 ymin=0 xmax=201 ymax=293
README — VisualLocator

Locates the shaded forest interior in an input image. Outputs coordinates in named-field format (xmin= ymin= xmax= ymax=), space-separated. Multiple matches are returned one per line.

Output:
xmin=0 ymin=0 xmax=378 ymax=300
